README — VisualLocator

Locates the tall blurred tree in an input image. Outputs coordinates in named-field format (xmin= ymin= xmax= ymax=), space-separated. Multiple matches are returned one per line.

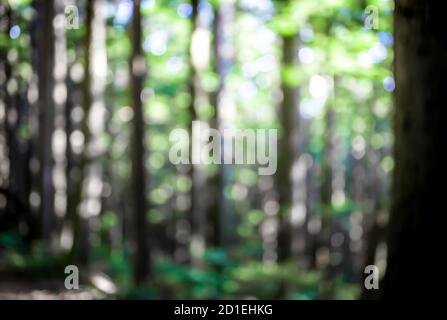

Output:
xmin=211 ymin=0 xmax=236 ymax=249
xmin=277 ymin=32 xmax=299 ymax=262
xmin=0 ymin=3 xmax=31 ymax=239
xmin=187 ymin=0 xmax=199 ymax=223
xmin=320 ymin=79 xmax=336 ymax=276
xmin=130 ymin=0 xmax=151 ymax=285
xmin=187 ymin=0 xmax=207 ymax=266
xmin=37 ymin=0 xmax=56 ymax=247
xmin=383 ymin=0 xmax=444 ymax=298
xmin=70 ymin=0 xmax=107 ymax=265
xmin=70 ymin=0 xmax=93 ymax=265
xmin=52 ymin=0 xmax=68 ymax=246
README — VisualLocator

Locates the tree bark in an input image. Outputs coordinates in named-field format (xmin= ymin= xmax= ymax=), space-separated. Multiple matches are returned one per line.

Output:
xmin=383 ymin=0 xmax=445 ymax=298
xmin=37 ymin=0 xmax=56 ymax=247
xmin=277 ymin=34 xmax=299 ymax=262
xmin=130 ymin=0 xmax=150 ymax=286
xmin=70 ymin=0 xmax=93 ymax=265
xmin=210 ymin=1 xmax=235 ymax=249
xmin=187 ymin=0 xmax=207 ymax=266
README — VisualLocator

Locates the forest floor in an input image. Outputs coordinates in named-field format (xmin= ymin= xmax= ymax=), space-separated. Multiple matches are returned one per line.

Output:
xmin=0 ymin=272 xmax=99 ymax=299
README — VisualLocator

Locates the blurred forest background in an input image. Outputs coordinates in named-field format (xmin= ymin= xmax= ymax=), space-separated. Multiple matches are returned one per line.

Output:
xmin=0 ymin=0 xmax=440 ymax=299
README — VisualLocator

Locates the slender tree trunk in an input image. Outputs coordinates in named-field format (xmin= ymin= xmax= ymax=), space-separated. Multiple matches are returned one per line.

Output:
xmin=277 ymin=34 xmax=299 ymax=262
xmin=186 ymin=0 xmax=207 ymax=266
xmin=0 ymin=4 xmax=8 ymax=230
xmin=37 ymin=0 xmax=56 ymax=248
xmin=130 ymin=0 xmax=150 ymax=286
xmin=69 ymin=0 xmax=107 ymax=264
xmin=321 ymin=105 xmax=335 ymax=217
xmin=187 ymin=0 xmax=198 ymax=237
xmin=210 ymin=0 xmax=236 ymax=249
xmin=208 ymin=8 xmax=221 ymax=247
xmin=84 ymin=0 xmax=107 ymax=255
xmin=319 ymin=75 xmax=342 ymax=297
xmin=0 ymin=5 xmax=9 ymax=230
xmin=291 ymin=121 xmax=312 ymax=267
xmin=383 ymin=0 xmax=445 ymax=298
xmin=0 ymin=5 xmax=22 ymax=234
xmin=70 ymin=0 xmax=93 ymax=265
xmin=26 ymin=0 xmax=44 ymax=243
xmin=52 ymin=0 xmax=68 ymax=246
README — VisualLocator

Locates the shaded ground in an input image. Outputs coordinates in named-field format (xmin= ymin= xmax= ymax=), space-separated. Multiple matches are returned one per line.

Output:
xmin=0 ymin=272 xmax=102 ymax=299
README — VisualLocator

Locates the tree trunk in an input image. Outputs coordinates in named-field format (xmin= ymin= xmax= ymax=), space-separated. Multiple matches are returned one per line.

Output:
xmin=52 ymin=0 xmax=68 ymax=246
xmin=25 ymin=0 xmax=44 ymax=243
xmin=187 ymin=0 xmax=207 ymax=267
xmin=70 ymin=0 xmax=93 ymax=265
xmin=319 ymin=76 xmax=342 ymax=296
xmin=130 ymin=0 xmax=150 ymax=286
xmin=383 ymin=0 xmax=445 ymax=298
xmin=277 ymin=34 xmax=299 ymax=262
xmin=210 ymin=1 xmax=235 ymax=249
xmin=37 ymin=0 xmax=56 ymax=248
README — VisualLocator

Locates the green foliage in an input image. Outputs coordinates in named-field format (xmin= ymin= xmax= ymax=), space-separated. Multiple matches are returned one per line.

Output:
xmin=0 ymin=238 xmax=69 ymax=279
xmin=0 ymin=0 xmax=394 ymax=300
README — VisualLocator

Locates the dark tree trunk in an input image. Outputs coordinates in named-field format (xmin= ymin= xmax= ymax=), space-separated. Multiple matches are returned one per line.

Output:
xmin=383 ymin=0 xmax=445 ymax=298
xmin=70 ymin=0 xmax=93 ymax=265
xmin=26 ymin=0 xmax=44 ymax=243
xmin=209 ymin=1 xmax=235 ymax=249
xmin=130 ymin=0 xmax=151 ymax=286
xmin=277 ymin=34 xmax=299 ymax=262
xmin=187 ymin=0 xmax=198 ymax=238
xmin=187 ymin=0 xmax=207 ymax=266
xmin=208 ymin=6 xmax=221 ymax=248
xmin=319 ymin=76 xmax=340 ymax=297
xmin=37 ymin=0 xmax=56 ymax=247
